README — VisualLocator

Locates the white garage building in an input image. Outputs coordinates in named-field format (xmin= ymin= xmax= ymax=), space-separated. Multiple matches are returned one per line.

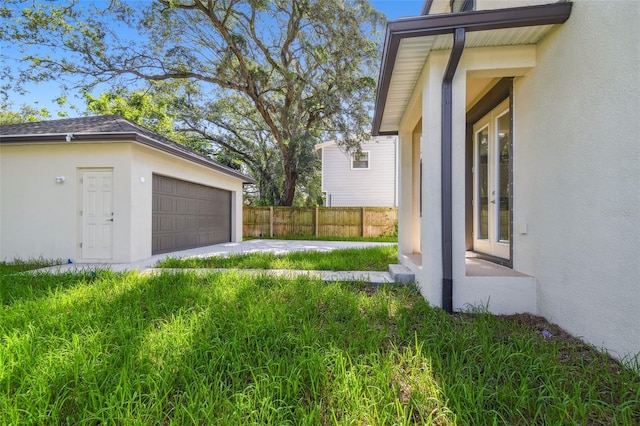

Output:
xmin=0 ymin=115 xmax=254 ymax=263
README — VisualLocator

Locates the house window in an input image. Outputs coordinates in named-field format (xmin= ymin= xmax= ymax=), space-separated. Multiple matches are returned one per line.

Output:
xmin=351 ymin=151 xmax=370 ymax=169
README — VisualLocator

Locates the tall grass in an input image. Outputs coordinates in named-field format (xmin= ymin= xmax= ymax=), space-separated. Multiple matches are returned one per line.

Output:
xmin=1 ymin=270 xmax=638 ymax=425
xmin=0 ymin=257 xmax=61 ymax=274
xmin=158 ymin=245 xmax=398 ymax=271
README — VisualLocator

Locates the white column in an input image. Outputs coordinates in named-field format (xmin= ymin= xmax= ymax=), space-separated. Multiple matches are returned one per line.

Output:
xmin=420 ymin=51 xmax=448 ymax=307
xmin=397 ymin=131 xmax=414 ymax=259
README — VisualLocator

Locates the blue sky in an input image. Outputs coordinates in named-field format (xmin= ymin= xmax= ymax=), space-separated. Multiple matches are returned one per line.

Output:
xmin=2 ymin=0 xmax=424 ymax=117
xmin=372 ymin=0 xmax=423 ymax=19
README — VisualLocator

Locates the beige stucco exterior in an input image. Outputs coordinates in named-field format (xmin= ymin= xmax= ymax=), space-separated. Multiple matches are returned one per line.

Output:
xmin=393 ymin=0 xmax=640 ymax=361
xmin=0 ymin=139 xmax=245 ymax=263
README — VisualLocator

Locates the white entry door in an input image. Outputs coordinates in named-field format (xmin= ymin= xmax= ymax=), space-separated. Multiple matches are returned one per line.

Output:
xmin=82 ymin=170 xmax=114 ymax=260
xmin=473 ymin=99 xmax=510 ymax=260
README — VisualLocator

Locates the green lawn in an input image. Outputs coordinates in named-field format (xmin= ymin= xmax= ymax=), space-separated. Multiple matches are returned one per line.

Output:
xmin=158 ymin=245 xmax=397 ymax=271
xmin=0 ymin=258 xmax=61 ymax=274
xmin=1 ymin=269 xmax=638 ymax=425
xmin=244 ymin=235 xmax=398 ymax=243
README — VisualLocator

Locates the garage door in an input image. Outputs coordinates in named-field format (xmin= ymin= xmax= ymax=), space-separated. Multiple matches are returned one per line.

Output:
xmin=152 ymin=174 xmax=231 ymax=254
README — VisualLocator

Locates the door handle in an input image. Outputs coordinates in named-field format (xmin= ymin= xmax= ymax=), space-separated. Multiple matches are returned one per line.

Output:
xmin=107 ymin=218 xmax=114 ymax=222
xmin=490 ymin=200 xmax=496 ymax=204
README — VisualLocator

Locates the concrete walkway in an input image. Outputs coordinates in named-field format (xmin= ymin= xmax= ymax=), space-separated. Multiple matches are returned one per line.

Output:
xmin=35 ymin=239 xmax=399 ymax=285
xmin=143 ymin=268 xmax=395 ymax=285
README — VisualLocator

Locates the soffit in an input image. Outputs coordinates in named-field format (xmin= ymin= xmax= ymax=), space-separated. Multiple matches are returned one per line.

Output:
xmin=379 ymin=24 xmax=554 ymax=133
xmin=373 ymin=2 xmax=572 ymax=135
xmin=429 ymin=0 xmax=452 ymax=14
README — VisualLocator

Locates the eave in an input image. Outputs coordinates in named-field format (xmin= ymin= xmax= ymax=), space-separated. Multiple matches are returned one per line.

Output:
xmin=372 ymin=2 xmax=572 ymax=135
xmin=0 ymin=132 xmax=256 ymax=184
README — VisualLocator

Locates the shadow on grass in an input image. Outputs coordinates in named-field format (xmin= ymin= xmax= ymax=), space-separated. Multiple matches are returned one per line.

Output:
xmin=0 ymin=271 xmax=99 ymax=307
xmin=1 ymin=271 xmax=227 ymax=423
xmin=1 ymin=271 xmax=638 ymax=424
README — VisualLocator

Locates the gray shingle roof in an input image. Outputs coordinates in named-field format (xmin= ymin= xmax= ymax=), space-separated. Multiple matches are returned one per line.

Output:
xmin=0 ymin=115 xmax=255 ymax=183
xmin=0 ymin=114 xmax=142 ymax=135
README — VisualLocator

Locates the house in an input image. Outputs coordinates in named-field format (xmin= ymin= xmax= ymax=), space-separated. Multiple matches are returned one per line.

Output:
xmin=315 ymin=135 xmax=398 ymax=207
xmin=372 ymin=0 xmax=639 ymax=361
xmin=0 ymin=115 xmax=255 ymax=263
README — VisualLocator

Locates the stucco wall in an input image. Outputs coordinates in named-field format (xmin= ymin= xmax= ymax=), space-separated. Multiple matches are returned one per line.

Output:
xmin=419 ymin=51 xmax=447 ymax=306
xmin=129 ymin=143 xmax=244 ymax=261
xmin=0 ymin=141 xmax=246 ymax=264
xmin=320 ymin=136 xmax=398 ymax=207
xmin=0 ymin=142 xmax=133 ymax=263
xmin=511 ymin=0 xmax=640 ymax=360
xmin=396 ymin=0 xmax=639 ymax=360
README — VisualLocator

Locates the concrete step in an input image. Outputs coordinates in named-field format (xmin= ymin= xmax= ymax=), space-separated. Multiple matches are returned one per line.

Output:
xmin=388 ymin=264 xmax=415 ymax=284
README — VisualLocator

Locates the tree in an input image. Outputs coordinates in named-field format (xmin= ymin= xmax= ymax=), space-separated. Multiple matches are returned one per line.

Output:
xmin=1 ymin=0 xmax=384 ymax=205
xmin=83 ymin=84 xmax=311 ymax=200
xmin=82 ymin=83 xmax=218 ymax=160
xmin=0 ymin=104 xmax=51 ymax=125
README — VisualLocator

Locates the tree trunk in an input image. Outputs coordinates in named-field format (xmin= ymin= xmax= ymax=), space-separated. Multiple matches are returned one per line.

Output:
xmin=280 ymin=161 xmax=298 ymax=206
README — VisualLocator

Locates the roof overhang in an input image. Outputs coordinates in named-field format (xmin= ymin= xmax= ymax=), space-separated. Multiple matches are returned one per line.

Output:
xmin=314 ymin=140 xmax=337 ymax=150
xmin=0 ymin=132 xmax=257 ymax=184
xmin=373 ymin=2 xmax=572 ymax=135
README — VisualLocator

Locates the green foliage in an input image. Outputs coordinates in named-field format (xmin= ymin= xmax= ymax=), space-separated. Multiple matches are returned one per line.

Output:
xmin=1 ymin=0 xmax=386 ymax=205
xmin=0 ymin=271 xmax=637 ymax=424
xmin=84 ymin=88 xmax=176 ymax=137
xmin=0 ymin=104 xmax=51 ymax=125
xmin=82 ymin=83 xmax=215 ymax=158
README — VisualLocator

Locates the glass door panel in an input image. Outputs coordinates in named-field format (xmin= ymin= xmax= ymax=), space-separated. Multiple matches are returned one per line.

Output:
xmin=472 ymin=99 xmax=511 ymax=260
xmin=477 ymin=127 xmax=489 ymax=240
xmin=497 ymin=111 xmax=510 ymax=243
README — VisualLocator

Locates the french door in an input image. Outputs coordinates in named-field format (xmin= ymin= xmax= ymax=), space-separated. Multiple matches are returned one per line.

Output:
xmin=472 ymin=99 xmax=511 ymax=260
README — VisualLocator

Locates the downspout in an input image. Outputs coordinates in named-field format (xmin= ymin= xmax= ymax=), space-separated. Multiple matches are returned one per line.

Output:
xmin=421 ymin=0 xmax=434 ymax=15
xmin=441 ymin=27 xmax=466 ymax=314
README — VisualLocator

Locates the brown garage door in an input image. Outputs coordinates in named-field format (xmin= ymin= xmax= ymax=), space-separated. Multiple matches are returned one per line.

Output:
xmin=152 ymin=174 xmax=231 ymax=254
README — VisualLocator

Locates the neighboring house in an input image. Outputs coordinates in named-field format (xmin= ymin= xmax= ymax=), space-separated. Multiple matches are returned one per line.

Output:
xmin=372 ymin=0 xmax=639 ymax=361
xmin=316 ymin=135 xmax=398 ymax=207
xmin=0 ymin=115 xmax=255 ymax=263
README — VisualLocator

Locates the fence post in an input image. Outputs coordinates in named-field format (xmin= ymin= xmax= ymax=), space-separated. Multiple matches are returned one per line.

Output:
xmin=315 ymin=207 xmax=319 ymax=237
xmin=269 ymin=206 xmax=274 ymax=238
xmin=361 ymin=207 xmax=365 ymax=237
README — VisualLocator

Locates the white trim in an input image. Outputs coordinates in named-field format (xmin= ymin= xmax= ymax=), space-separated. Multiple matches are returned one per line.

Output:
xmin=320 ymin=146 xmax=325 ymax=192
xmin=351 ymin=151 xmax=370 ymax=170
xmin=314 ymin=140 xmax=337 ymax=149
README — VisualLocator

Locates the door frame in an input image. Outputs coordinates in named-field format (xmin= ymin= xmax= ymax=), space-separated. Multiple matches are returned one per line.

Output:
xmin=78 ymin=168 xmax=114 ymax=261
xmin=472 ymin=99 xmax=510 ymax=260
xmin=465 ymin=78 xmax=513 ymax=268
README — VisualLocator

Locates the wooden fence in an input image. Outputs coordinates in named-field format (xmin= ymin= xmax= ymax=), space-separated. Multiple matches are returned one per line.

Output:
xmin=243 ymin=207 xmax=398 ymax=238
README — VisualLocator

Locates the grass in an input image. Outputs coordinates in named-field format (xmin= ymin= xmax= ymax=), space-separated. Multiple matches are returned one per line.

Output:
xmin=158 ymin=245 xmax=398 ymax=271
xmin=244 ymin=235 xmax=398 ymax=243
xmin=0 ymin=257 xmax=61 ymax=274
xmin=0 ymin=268 xmax=638 ymax=425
